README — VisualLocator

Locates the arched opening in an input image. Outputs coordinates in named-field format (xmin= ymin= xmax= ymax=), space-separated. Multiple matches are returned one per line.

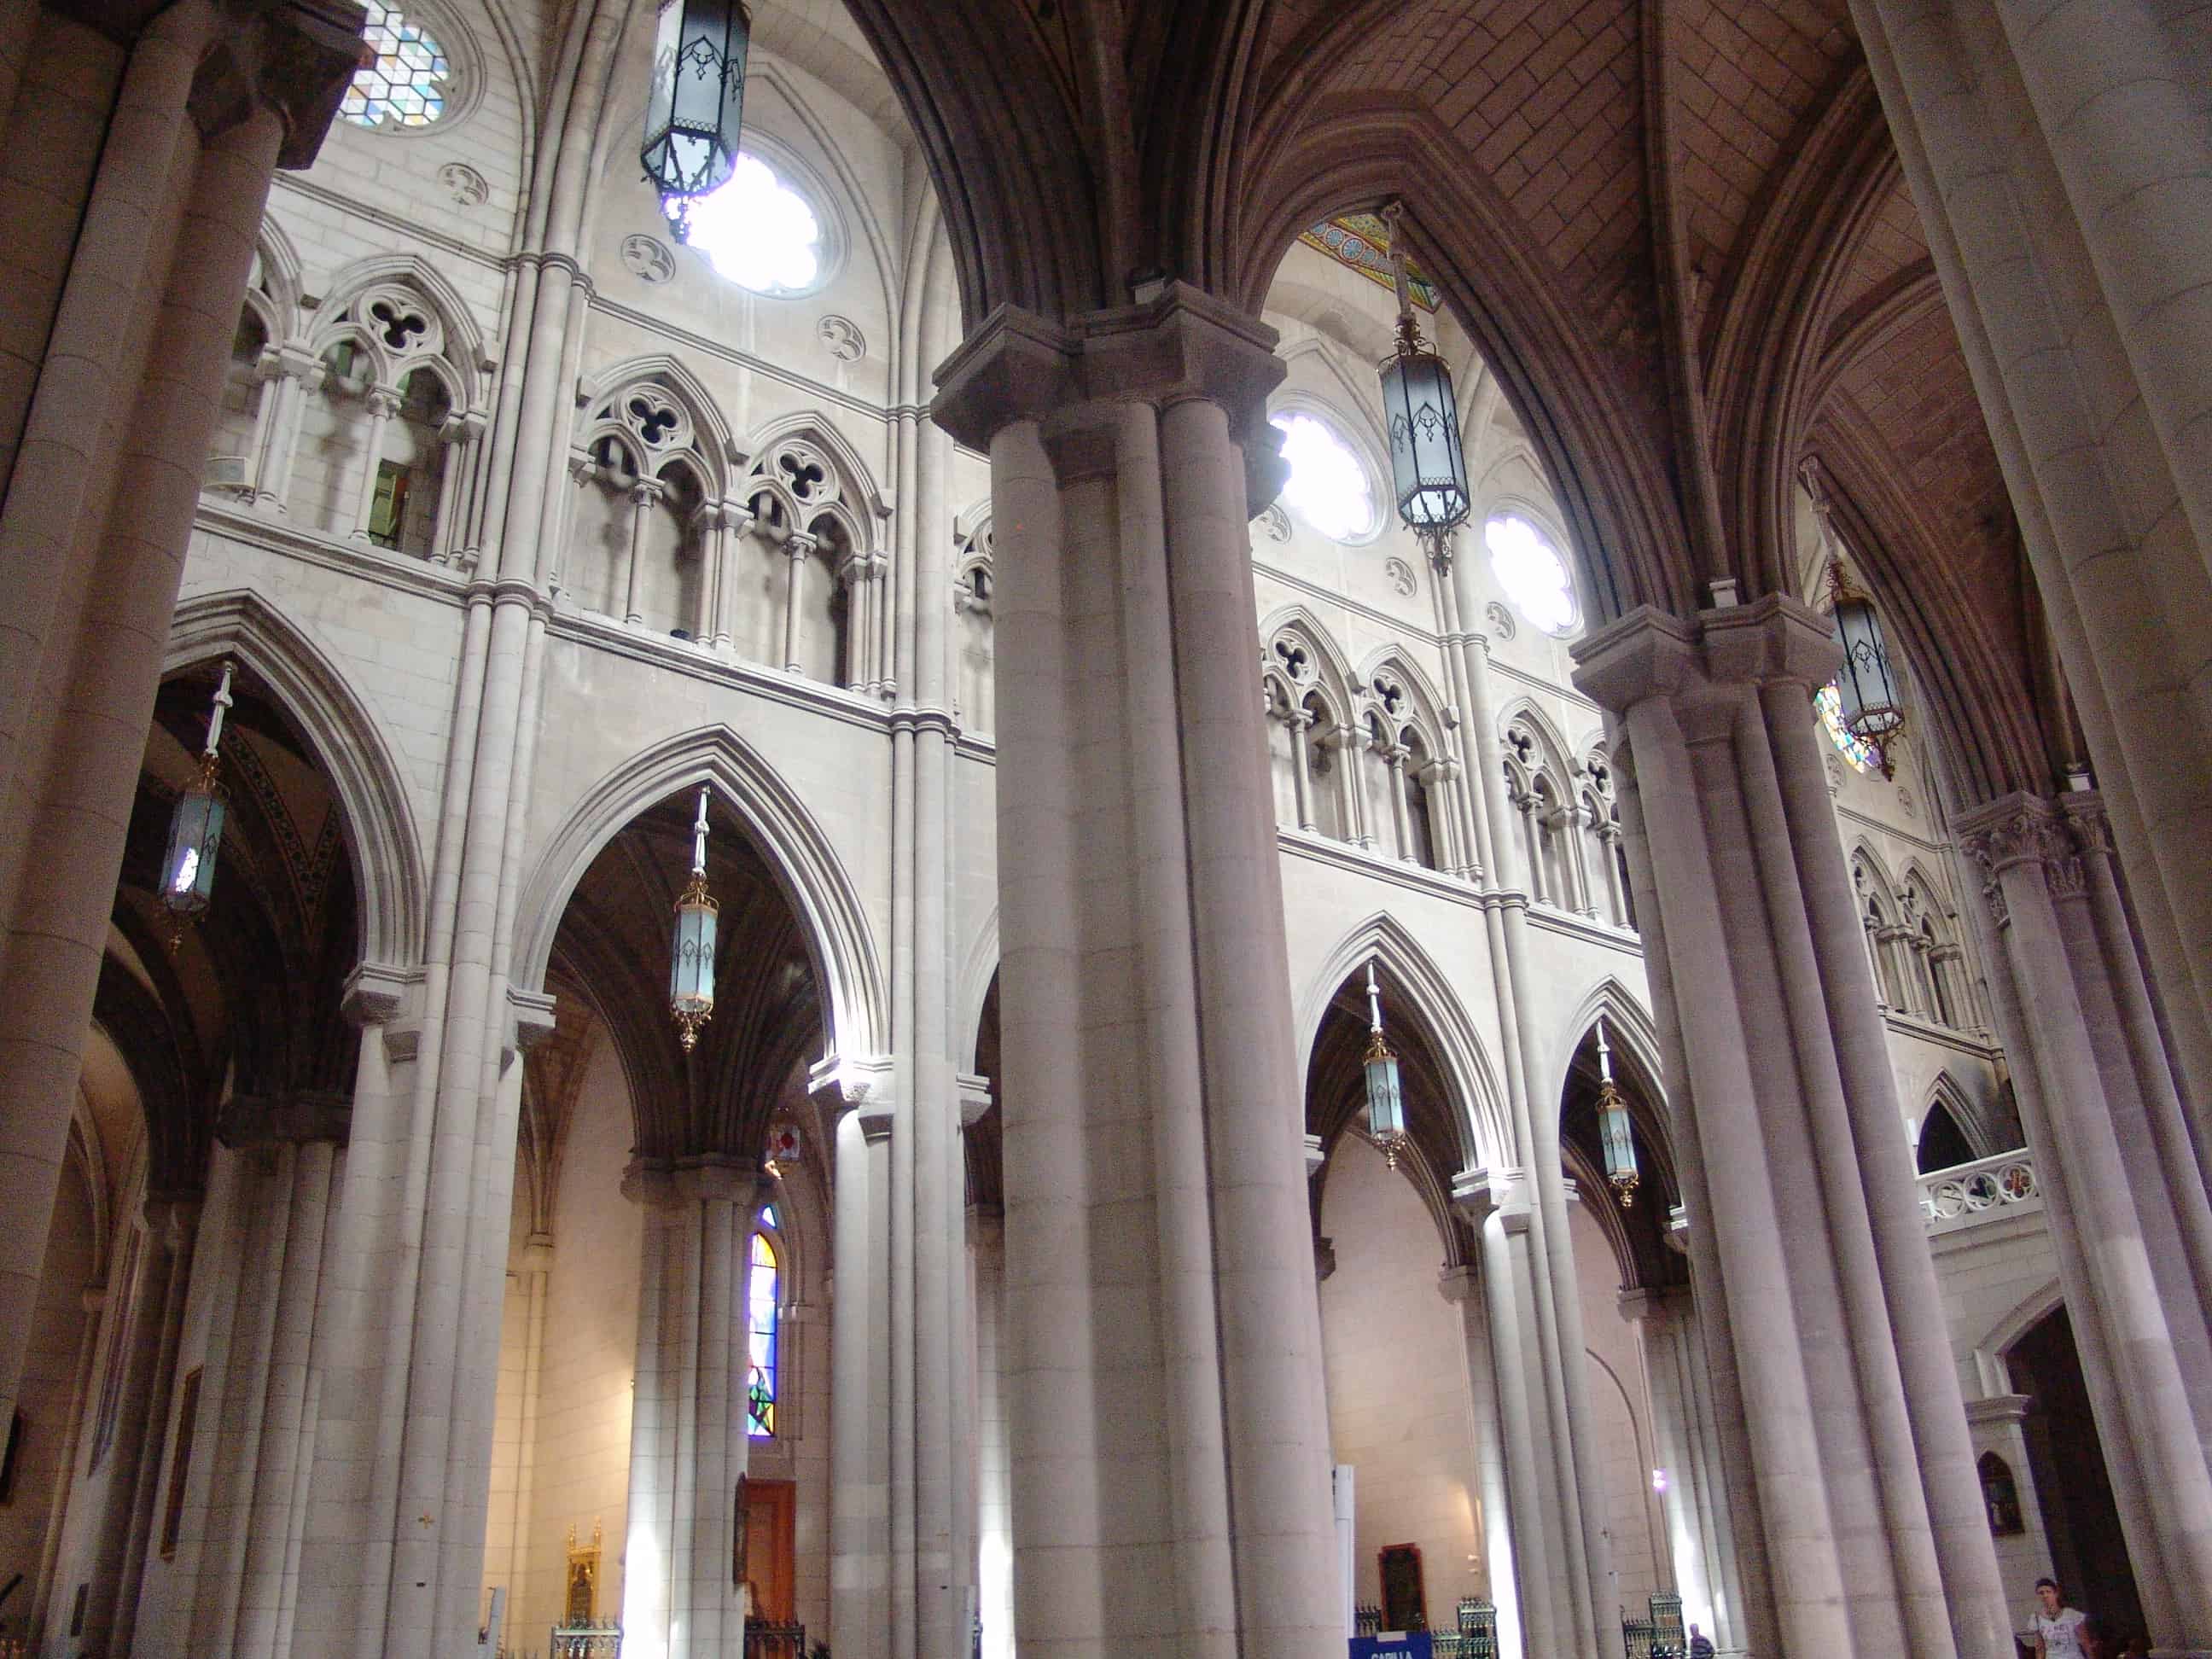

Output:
xmin=2006 ymin=1306 xmax=2144 ymax=1646
xmin=1916 ymin=1100 xmax=1976 ymax=1173
xmin=486 ymin=788 xmax=833 ymax=1648
xmin=1559 ymin=1022 xmax=1687 ymax=1621
xmin=1307 ymin=964 xmax=1488 ymax=1633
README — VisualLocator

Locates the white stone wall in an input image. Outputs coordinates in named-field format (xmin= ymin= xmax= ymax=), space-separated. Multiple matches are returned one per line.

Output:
xmin=1318 ymin=1136 xmax=1482 ymax=1630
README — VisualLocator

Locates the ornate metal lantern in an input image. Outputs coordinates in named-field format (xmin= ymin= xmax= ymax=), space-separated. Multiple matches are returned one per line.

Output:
xmin=641 ymin=0 xmax=751 ymax=242
xmin=1363 ymin=962 xmax=1409 ymax=1170
xmin=161 ymin=661 xmax=235 ymax=950
xmin=1827 ymin=556 xmax=1905 ymax=758
xmin=1376 ymin=204 xmax=1471 ymax=554
xmin=1595 ymin=1016 xmax=1639 ymax=1208
xmin=669 ymin=785 xmax=719 ymax=1050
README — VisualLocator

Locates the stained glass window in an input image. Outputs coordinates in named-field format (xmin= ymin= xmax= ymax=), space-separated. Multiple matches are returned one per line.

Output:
xmin=680 ymin=154 xmax=824 ymax=295
xmin=1272 ymin=413 xmax=1377 ymax=542
xmin=1817 ymin=680 xmax=1884 ymax=775
xmin=748 ymin=1229 xmax=778 ymax=1437
xmin=341 ymin=3 xmax=453 ymax=130
xmin=1485 ymin=515 xmax=1579 ymax=636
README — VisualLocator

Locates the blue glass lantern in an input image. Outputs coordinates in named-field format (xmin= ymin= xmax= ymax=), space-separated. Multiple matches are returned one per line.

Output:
xmin=1364 ymin=962 xmax=1408 ymax=1169
xmin=1376 ymin=206 xmax=1471 ymax=548
xmin=642 ymin=0 xmax=750 ymax=242
xmin=162 ymin=663 xmax=234 ymax=949
xmin=1595 ymin=1017 xmax=1639 ymax=1208
xmin=669 ymin=786 xmax=719 ymax=1050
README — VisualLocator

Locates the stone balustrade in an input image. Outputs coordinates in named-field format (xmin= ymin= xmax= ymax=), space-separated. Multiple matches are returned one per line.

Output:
xmin=1918 ymin=1150 xmax=2041 ymax=1236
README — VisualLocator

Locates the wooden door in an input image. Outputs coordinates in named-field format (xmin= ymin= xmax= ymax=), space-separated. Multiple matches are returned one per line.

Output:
xmin=742 ymin=1477 xmax=797 ymax=1622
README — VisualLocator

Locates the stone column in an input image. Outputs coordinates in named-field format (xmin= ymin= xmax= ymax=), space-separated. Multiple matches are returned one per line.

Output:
xmin=830 ymin=1095 xmax=894 ymax=1659
xmin=1956 ymin=792 xmax=2212 ymax=1648
xmin=81 ymin=1190 xmax=200 ymax=1656
xmin=623 ymin=477 xmax=665 ymax=624
xmin=427 ymin=413 xmax=483 ymax=565
xmin=783 ymin=532 xmax=818 ymax=672
xmin=1286 ymin=708 xmax=1318 ymax=832
xmin=932 ymin=283 xmax=1337 ymax=1659
xmin=0 ymin=3 xmax=351 ymax=1440
xmin=1620 ymin=1285 xmax=1743 ymax=1655
xmin=971 ymin=1205 xmax=1014 ymax=1659
xmin=620 ymin=1158 xmax=774 ymax=1656
xmin=1850 ymin=0 xmax=2212 ymax=1116
xmin=1574 ymin=597 xmax=2012 ymax=1659
xmin=346 ymin=387 xmax=402 ymax=541
xmin=1437 ymin=1262 xmax=1523 ymax=1659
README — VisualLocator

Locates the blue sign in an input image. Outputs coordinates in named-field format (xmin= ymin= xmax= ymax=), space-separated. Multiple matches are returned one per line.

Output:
xmin=1352 ymin=1635 xmax=1433 ymax=1659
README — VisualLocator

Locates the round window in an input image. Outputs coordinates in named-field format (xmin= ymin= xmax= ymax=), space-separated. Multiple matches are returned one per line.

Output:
xmin=1271 ymin=412 xmax=1377 ymax=542
xmin=342 ymin=2 xmax=456 ymax=129
xmin=1485 ymin=514 xmax=1579 ymax=636
xmin=679 ymin=154 xmax=826 ymax=297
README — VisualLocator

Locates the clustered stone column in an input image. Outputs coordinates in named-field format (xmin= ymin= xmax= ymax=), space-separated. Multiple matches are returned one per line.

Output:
xmin=932 ymin=283 xmax=1340 ymax=1659
xmin=1956 ymin=791 xmax=2212 ymax=1650
xmin=620 ymin=1159 xmax=776 ymax=1655
xmin=1850 ymin=0 xmax=2212 ymax=1124
xmin=1620 ymin=1285 xmax=1744 ymax=1654
xmin=1574 ymin=596 xmax=2012 ymax=1659
xmin=0 ymin=0 xmax=360 ymax=1455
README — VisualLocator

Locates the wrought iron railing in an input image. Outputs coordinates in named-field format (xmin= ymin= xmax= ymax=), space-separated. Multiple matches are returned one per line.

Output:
xmin=1918 ymin=1150 xmax=2040 ymax=1235
xmin=550 ymin=1621 xmax=621 ymax=1658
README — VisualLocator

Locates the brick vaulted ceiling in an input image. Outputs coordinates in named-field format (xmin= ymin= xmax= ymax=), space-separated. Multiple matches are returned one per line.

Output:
xmin=835 ymin=0 xmax=2055 ymax=795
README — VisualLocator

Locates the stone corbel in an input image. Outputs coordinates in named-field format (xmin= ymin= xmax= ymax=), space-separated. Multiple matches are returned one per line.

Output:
xmin=1452 ymin=1164 xmax=1527 ymax=1230
xmin=957 ymin=1072 xmax=995 ymax=1128
xmin=342 ymin=959 xmax=425 ymax=1060
xmin=809 ymin=1051 xmax=896 ymax=1138
xmin=505 ymin=986 xmax=560 ymax=1063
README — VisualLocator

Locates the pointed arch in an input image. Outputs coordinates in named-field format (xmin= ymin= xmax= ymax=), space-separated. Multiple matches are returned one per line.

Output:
xmin=165 ymin=590 xmax=428 ymax=968
xmin=1354 ymin=644 xmax=1449 ymax=741
xmin=1259 ymin=603 xmax=1357 ymax=724
xmin=1849 ymin=841 xmax=1902 ymax=912
xmin=1923 ymin=1072 xmax=1990 ymax=1163
xmin=311 ymin=253 xmax=488 ymax=411
xmin=1551 ymin=977 xmax=1668 ymax=1121
xmin=958 ymin=905 xmax=999 ymax=1074
xmin=1294 ymin=912 xmax=1511 ymax=1169
xmin=1495 ymin=697 xmax=1574 ymax=781
xmin=1984 ymin=1279 xmax=2067 ymax=1373
xmin=577 ymin=353 xmax=742 ymax=498
xmin=513 ymin=725 xmax=888 ymax=1071
xmin=741 ymin=411 xmax=889 ymax=558
xmin=247 ymin=214 xmax=305 ymax=341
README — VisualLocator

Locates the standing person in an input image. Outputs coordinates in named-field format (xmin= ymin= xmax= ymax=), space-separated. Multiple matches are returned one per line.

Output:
xmin=1686 ymin=1623 xmax=1715 ymax=1658
xmin=2030 ymin=1578 xmax=2099 ymax=1659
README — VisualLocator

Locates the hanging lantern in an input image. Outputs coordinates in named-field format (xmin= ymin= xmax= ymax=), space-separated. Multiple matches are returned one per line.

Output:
xmin=1595 ymin=1017 xmax=1639 ymax=1209
xmin=669 ymin=785 xmax=719 ymax=1050
xmin=641 ymin=0 xmax=751 ymax=242
xmin=1826 ymin=556 xmax=1905 ymax=766
xmin=1375 ymin=203 xmax=1471 ymax=556
xmin=161 ymin=662 xmax=235 ymax=951
xmin=1363 ymin=962 xmax=1409 ymax=1171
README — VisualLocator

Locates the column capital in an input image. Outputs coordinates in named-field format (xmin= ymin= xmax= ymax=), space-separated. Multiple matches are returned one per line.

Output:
xmin=1955 ymin=791 xmax=2091 ymax=900
xmin=1962 ymin=1392 xmax=2034 ymax=1428
xmin=629 ymin=476 xmax=667 ymax=509
xmin=620 ymin=1154 xmax=777 ymax=1210
xmin=930 ymin=282 xmax=1288 ymax=514
xmin=1452 ymin=1163 xmax=1525 ymax=1225
xmin=1570 ymin=596 xmax=1841 ymax=716
xmin=809 ymin=1051 xmax=896 ymax=1138
xmin=182 ymin=0 xmax=369 ymax=170
xmin=1616 ymin=1282 xmax=1693 ymax=1327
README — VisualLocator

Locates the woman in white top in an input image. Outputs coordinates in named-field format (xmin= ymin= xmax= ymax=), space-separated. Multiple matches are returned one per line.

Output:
xmin=2031 ymin=1578 xmax=2100 ymax=1659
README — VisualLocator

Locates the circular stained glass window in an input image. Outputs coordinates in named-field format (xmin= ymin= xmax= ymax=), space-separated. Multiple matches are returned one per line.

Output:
xmin=1817 ymin=680 xmax=1884 ymax=775
xmin=342 ymin=2 xmax=454 ymax=130
xmin=1485 ymin=514 xmax=1578 ymax=636
xmin=1272 ymin=412 xmax=1377 ymax=542
xmin=680 ymin=154 xmax=826 ymax=296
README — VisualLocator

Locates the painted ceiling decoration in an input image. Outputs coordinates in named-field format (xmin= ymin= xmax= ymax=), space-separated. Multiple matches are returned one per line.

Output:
xmin=1299 ymin=214 xmax=1441 ymax=313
